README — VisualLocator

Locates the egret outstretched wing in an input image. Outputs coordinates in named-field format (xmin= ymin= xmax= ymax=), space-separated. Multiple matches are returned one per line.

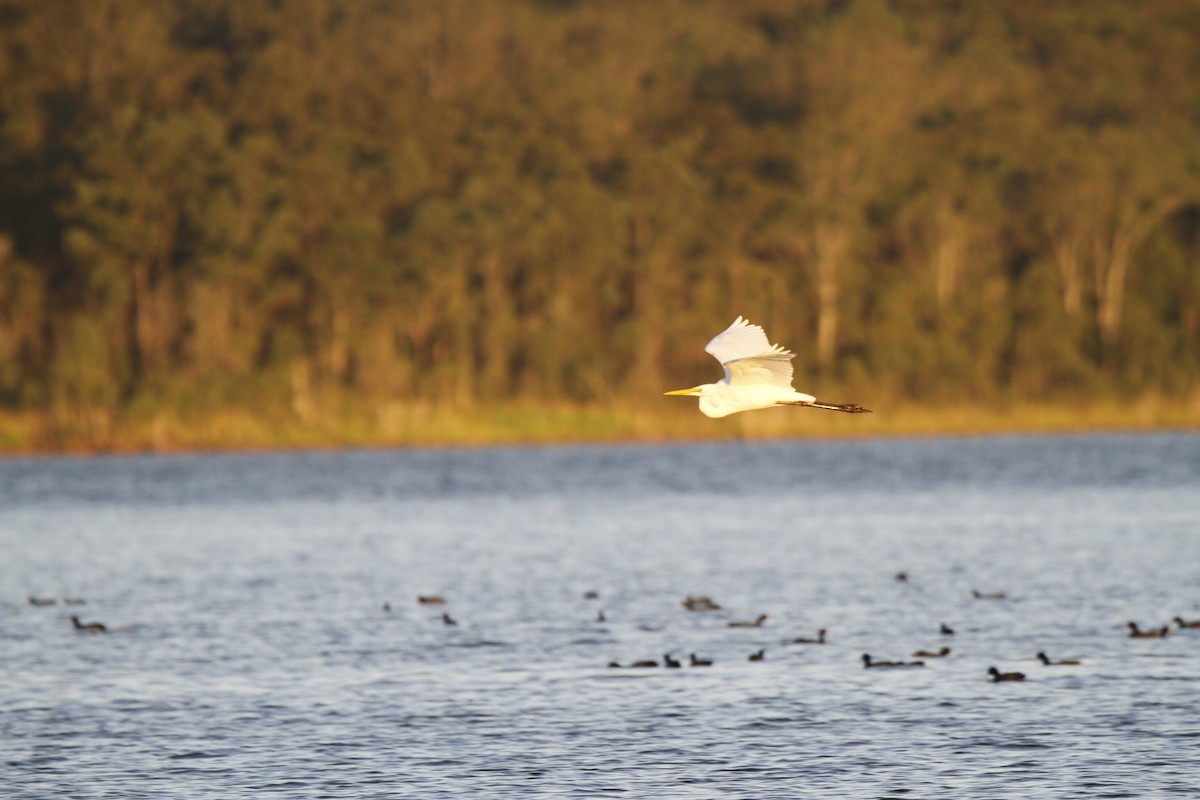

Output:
xmin=704 ymin=316 xmax=794 ymax=387
xmin=703 ymin=316 xmax=772 ymax=364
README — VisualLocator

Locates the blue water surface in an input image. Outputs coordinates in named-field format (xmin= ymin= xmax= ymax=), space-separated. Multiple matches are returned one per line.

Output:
xmin=3 ymin=432 xmax=1199 ymax=798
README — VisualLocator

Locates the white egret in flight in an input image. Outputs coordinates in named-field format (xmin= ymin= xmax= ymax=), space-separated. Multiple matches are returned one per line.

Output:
xmin=664 ymin=317 xmax=872 ymax=418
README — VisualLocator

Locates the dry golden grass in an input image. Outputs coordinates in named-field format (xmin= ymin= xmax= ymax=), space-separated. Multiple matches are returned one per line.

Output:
xmin=1 ymin=393 xmax=1196 ymax=455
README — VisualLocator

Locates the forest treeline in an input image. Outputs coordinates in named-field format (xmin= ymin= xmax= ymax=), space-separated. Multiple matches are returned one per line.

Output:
xmin=1 ymin=0 xmax=1199 ymax=446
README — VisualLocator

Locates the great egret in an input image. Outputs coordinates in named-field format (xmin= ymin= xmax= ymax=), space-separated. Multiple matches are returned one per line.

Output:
xmin=664 ymin=317 xmax=872 ymax=418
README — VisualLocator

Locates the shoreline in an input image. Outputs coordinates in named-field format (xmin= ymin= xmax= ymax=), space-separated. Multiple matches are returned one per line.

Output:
xmin=1 ymin=396 xmax=1197 ymax=456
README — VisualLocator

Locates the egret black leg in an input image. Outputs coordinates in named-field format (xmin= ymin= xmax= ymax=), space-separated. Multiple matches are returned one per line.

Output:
xmin=780 ymin=400 xmax=873 ymax=413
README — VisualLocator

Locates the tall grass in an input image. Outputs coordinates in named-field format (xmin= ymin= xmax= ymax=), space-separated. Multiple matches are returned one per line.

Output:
xmin=1 ymin=394 xmax=1196 ymax=454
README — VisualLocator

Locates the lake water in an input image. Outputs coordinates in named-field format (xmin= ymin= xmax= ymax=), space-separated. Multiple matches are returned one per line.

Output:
xmin=3 ymin=432 xmax=1199 ymax=798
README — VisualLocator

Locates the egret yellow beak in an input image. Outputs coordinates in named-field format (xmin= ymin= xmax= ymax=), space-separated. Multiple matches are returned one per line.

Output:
xmin=664 ymin=387 xmax=701 ymax=397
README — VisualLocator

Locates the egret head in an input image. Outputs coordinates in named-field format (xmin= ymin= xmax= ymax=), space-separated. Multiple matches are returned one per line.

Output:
xmin=664 ymin=383 xmax=730 ymax=418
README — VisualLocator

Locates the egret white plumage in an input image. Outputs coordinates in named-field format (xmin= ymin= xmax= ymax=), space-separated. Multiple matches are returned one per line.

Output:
xmin=664 ymin=317 xmax=872 ymax=418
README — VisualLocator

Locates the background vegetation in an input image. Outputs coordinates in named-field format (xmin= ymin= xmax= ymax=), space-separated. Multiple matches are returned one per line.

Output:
xmin=1 ymin=0 xmax=1199 ymax=450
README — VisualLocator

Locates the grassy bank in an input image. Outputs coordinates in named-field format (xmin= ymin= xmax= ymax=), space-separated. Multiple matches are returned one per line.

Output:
xmin=0 ymin=393 xmax=1197 ymax=455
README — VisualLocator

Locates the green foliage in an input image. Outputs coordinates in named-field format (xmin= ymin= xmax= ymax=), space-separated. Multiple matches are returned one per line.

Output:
xmin=0 ymin=0 xmax=1198 ymax=446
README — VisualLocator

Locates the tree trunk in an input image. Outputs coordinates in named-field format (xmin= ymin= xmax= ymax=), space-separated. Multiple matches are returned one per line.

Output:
xmin=629 ymin=214 xmax=663 ymax=393
xmin=1053 ymin=234 xmax=1085 ymax=314
xmin=812 ymin=223 xmax=847 ymax=374
xmin=328 ymin=293 xmax=351 ymax=381
xmin=1093 ymin=192 xmax=1185 ymax=355
xmin=932 ymin=205 xmax=968 ymax=320
xmin=1095 ymin=231 xmax=1129 ymax=352
xmin=481 ymin=253 xmax=513 ymax=398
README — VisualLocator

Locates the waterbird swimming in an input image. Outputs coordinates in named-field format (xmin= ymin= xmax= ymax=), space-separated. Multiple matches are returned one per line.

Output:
xmin=913 ymin=647 xmax=951 ymax=658
xmin=689 ymin=653 xmax=713 ymax=667
xmin=71 ymin=615 xmax=107 ymax=633
xmin=940 ymin=623 xmax=955 ymax=635
xmin=1036 ymin=651 xmax=1080 ymax=666
xmin=28 ymin=596 xmax=56 ymax=606
xmin=862 ymin=654 xmax=924 ymax=668
xmin=441 ymin=613 xmax=457 ymax=626
xmin=988 ymin=667 xmax=1026 ymax=682
xmin=417 ymin=595 xmax=445 ymax=605
xmin=663 ymin=653 xmax=682 ymax=668
xmin=1173 ymin=616 xmax=1200 ymax=629
xmin=682 ymin=595 xmax=721 ymax=612
xmin=972 ymin=589 xmax=1007 ymax=600
xmin=664 ymin=317 xmax=872 ymax=417
xmin=1127 ymin=621 xmax=1169 ymax=638
xmin=728 ymin=614 xmax=768 ymax=628
xmin=792 ymin=628 xmax=827 ymax=644
xmin=748 ymin=649 xmax=765 ymax=662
